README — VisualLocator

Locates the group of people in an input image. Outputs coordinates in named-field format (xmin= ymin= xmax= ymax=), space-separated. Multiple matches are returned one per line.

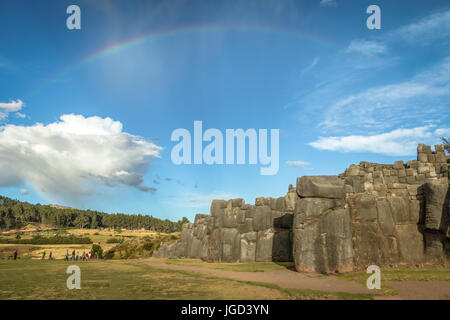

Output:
xmin=41 ymin=251 xmax=53 ymax=260
xmin=37 ymin=250 xmax=95 ymax=261
xmin=9 ymin=249 xmax=102 ymax=261
xmin=63 ymin=250 xmax=93 ymax=261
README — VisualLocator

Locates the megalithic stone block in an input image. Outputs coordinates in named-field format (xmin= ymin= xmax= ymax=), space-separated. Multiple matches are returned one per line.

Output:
xmin=296 ymin=176 xmax=345 ymax=199
xmin=423 ymin=182 xmax=448 ymax=231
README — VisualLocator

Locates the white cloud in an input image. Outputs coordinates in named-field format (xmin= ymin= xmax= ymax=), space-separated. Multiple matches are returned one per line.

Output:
xmin=435 ymin=128 xmax=450 ymax=137
xmin=319 ymin=56 xmax=450 ymax=133
xmin=300 ymin=56 xmax=319 ymax=76
xmin=15 ymin=112 xmax=26 ymax=119
xmin=392 ymin=9 xmax=450 ymax=44
xmin=173 ymin=191 xmax=237 ymax=209
xmin=286 ymin=160 xmax=310 ymax=167
xmin=309 ymin=125 xmax=443 ymax=156
xmin=0 ymin=99 xmax=24 ymax=120
xmin=346 ymin=39 xmax=387 ymax=57
xmin=344 ymin=10 xmax=450 ymax=59
xmin=320 ymin=0 xmax=337 ymax=7
xmin=20 ymin=189 xmax=28 ymax=195
xmin=0 ymin=114 xmax=162 ymax=202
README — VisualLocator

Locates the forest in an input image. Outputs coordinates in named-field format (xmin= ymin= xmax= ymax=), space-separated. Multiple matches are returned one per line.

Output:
xmin=0 ymin=196 xmax=189 ymax=233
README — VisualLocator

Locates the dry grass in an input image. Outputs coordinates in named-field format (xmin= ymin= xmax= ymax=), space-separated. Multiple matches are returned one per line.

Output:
xmin=0 ymin=228 xmax=179 ymax=260
xmin=162 ymin=258 xmax=295 ymax=272
xmin=0 ymin=259 xmax=286 ymax=300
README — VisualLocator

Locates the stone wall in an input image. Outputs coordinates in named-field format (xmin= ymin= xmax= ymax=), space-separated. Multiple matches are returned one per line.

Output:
xmin=154 ymin=190 xmax=297 ymax=262
xmin=153 ymin=144 xmax=450 ymax=273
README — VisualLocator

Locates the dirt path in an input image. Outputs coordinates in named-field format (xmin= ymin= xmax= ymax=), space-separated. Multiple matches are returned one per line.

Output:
xmin=138 ymin=259 xmax=450 ymax=299
xmin=378 ymin=281 xmax=450 ymax=300
xmin=138 ymin=259 xmax=373 ymax=295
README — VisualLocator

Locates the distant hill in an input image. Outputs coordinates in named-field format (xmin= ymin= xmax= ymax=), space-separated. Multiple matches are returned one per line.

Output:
xmin=0 ymin=196 xmax=189 ymax=233
xmin=49 ymin=204 xmax=75 ymax=210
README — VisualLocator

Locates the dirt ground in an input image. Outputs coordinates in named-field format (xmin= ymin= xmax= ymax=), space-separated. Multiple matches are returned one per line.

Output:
xmin=140 ymin=258 xmax=450 ymax=300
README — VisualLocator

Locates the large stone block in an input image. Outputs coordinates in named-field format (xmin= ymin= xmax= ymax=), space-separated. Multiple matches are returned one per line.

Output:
xmin=284 ymin=192 xmax=297 ymax=211
xmin=388 ymin=196 xmax=410 ymax=224
xmin=193 ymin=223 xmax=207 ymax=240
xmin=352 ymin=221 xmax=398 ymax=268
xmin=424 ymin=232 xmax=444 ymax=259
xmin=293 ymin=198 xmax=353 ymax=273
xmin=210 ymin=200 xmax=227 ymax=216
xmin=395 ymin=224 xmax=424 ymax=264
xmin=423 ymin=182 xmax=448 ymax=231
xmin=296 ymin=176 xmax=345 ymax=199
xmin=240 ymin=232 xmax=257 ymax=262
xmin=205 ymin=228 xmax=222 ymax=262
xmin=188 ymin=237 xmax=202 ymax=258
xmin=376 ymin=199 xmax=395 ymax=236
xmin=221 ymin=228 xmax=240 ymax=262
xmin=293 ymin=198 xmax=343 ymax=228
xmin=253 ymin=205 xmax=273 ymax=231
xmin=223 ymin=208 xmax=239 ymax=228
xmin=237 ymin=218 xmax=254 ymax=234
xmin=355 ymin=194 xmax=377 ymax=221
xmin=256 ymin=229 xmax=274 ymax=261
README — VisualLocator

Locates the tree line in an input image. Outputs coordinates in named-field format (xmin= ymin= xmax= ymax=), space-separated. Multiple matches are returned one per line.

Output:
xmin=0 ymin=196 xmax=189 ymax=233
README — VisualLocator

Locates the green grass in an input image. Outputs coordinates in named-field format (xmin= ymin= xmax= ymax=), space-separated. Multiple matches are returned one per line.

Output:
xmin=338 ymin=267 xmax=450 ymax=282
xmin=164 ymin=258 xmax=295 ymax=272
xmin=337 ymin=267 xmax=450 ymax=296
xmin=210 ymin=277 xmax=379 ymax=300
xmin=0 ymin=259 xmax=286 ymax=300
xmin=0 ymin=259 xmax=380 ymax=300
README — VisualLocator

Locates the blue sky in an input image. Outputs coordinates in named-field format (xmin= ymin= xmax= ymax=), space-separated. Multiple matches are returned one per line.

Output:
xmin=0 ymin=0 xmax=449 ymax=221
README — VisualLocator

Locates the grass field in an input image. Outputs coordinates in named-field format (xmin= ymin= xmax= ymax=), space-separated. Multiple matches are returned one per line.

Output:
xmin=0 ymin=259 xmax=288 ymax=300
xmin=164 ymin=258 xmax=295 ymax=272
xmin=338 ymin=267 xmax=450 ymax=282
xmin=0 ymin=228 xmax=178 ymax=260
xmin=0 ymin=259 xmax=449 ymax=299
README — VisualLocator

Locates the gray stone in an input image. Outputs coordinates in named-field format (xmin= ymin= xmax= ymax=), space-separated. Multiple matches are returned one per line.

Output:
xmin=240 ymin=232 xmax=257 ymax=262
xmin=395 ymin=224 xmax=424 ymax=264
xmin=376 ymin=199 xmax=396 ymax=236
xmin=221 ymin=228 xmax=240 ymax=262
xmin=256 ymin=229 xmax=274 ymax=261
xmin=293 ymin=198 xmax=353 ymax=273
xmin=252 ymin=205 xmax=273 ymax=231
xmin=355 ymin=194 xmax=378 ymax=221
xmin=394 ymin=160 xmax=404 ymax=169
xmin=223 ymin=208 xmax=239 ymax=228
xmin=296 ymin=176 xmax=345 ymax=199
xmin=423 ymin=182 xmax=448 ymax=231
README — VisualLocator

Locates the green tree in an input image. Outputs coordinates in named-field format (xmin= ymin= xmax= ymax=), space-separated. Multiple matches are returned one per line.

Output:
xmin=91 ymin=244 xmax=103 ymax=259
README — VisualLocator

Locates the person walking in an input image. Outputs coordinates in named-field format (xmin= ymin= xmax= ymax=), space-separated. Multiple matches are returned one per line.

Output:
xmin=49 ymin=251 xmax=52 ymax=260
xmin=76 ymin=252 xmax=79 ymax=261
xmin=13 ymin=250 xmax=17 ymax=260
xmin=71 ymin=250 xmax=75 ymax=261
xmin=41 ymin=251 xmax=46 ymax=260
xmin=81 ymin=251 xmax=85 ymax=261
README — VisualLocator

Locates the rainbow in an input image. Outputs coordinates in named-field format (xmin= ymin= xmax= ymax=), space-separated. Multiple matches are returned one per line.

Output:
xmin=26 ymin=24 xmax=342 ymax=97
